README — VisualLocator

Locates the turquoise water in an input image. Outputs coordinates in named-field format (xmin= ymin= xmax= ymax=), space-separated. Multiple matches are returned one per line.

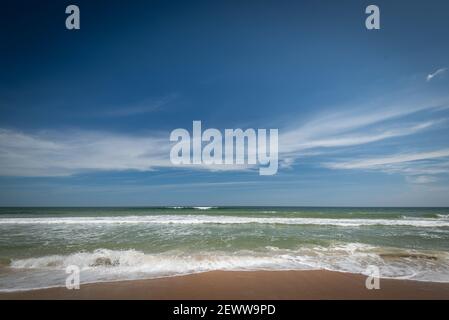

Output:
xmin=0 ymin=207 xmax=448 ymax=291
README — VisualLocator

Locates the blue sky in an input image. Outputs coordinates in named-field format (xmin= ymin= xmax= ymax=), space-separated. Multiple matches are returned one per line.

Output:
xmin=1 ymin=0 xmax=449 ymax=206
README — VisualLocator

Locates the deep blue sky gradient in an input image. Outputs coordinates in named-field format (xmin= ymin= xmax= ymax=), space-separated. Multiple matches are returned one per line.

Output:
xmin=1 ymin=0 xmax=449 ymax=206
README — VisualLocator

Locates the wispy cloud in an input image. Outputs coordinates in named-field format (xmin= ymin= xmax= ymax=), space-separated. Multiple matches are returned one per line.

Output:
xmin=281 ymin=120 xmax=438 ymax=152
xmin=324 ymin=149 xmax=449 ymax=170
xmin=405 ymin=175 xmax=438 ymax=184
xmin=278 ymin=99 xmax=447 ymax=164
xmin=101 ymin=94 xmax=177 ymax=117
xmin=0 ymin=96 xmax=447 ymax=177
xmin=275 ymin=97 xmax=449 ymax=184
xmin=0 ymin=129 xmax=170 ymax=176
xmin=426 ymin=68 xmax=447 ymax=82
xmin=378 ymin=160 xmax=449 ymax=176
xmin=322 ymin=148 xmax=449 ymax=186
xmin=0 ymin=128 xmax=255 ymax=177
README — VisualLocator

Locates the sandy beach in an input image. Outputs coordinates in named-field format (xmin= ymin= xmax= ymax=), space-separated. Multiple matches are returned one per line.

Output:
xmin=1 ymin=270 xmax=448 ymax=300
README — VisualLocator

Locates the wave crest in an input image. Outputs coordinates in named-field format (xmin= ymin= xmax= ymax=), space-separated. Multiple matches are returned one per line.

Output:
xmin=1 ymin=215 xmax=449 ymax=227
xmin=8 ymin=244 xmax=449 ymax=284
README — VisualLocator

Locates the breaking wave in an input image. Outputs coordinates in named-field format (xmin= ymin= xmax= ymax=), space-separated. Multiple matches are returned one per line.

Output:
xmin=1 ymin=215 xmax=449 ymax=227
xmin=2 ymin=244 xmax=448 ymax=291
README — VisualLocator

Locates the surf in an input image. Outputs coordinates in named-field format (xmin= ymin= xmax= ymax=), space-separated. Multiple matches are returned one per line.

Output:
xmin=2 ymin=244 xmax=449 ymax=292
xmin=1 ymin=215 xmax=449 ymax=227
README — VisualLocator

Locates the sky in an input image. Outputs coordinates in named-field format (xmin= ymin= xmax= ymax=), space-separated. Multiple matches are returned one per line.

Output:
xmin=0 ymin=0 xmax=449 ymax=206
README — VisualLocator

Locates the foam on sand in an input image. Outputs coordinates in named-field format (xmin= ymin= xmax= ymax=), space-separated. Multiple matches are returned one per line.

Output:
xmin=2 ymin=243 xmax=448 ymax=291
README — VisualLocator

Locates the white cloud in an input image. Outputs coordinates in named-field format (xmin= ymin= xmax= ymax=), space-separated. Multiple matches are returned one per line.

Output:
xmin=426 ymin=68 xmax=447 ymax=82
xmin=101 ymin=94 xmax=177 ymax=117
xmin=324 ymin=149 xmax=449 ymax=170
xmin=405 ymin=175 xmax=438 ymax=184
xmin=278 ymin=98 xmax=447 ymax=163
xmin=378 ymin=161 xmax=449 ymax=176
xmin=0 ymin=96 xmax=447 ymax=177
xmin=0 ymin=128 xmax=257 ymax=177
xmin=281 ymin=121 xmax=437 ymax=152
xmin=0 ymin=129 xmax=171 ymax=176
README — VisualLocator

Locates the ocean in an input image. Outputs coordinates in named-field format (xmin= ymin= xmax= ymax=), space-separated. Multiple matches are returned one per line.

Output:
xmin=0 ymin=207 xmax=448 ymax=291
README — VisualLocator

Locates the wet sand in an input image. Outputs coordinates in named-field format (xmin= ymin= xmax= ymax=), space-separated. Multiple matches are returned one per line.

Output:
xmin=1 ymin=270 xmax=449 ymax=300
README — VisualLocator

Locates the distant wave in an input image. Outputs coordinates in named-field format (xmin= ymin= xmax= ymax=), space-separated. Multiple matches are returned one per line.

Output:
xmin=168 ymin=206 xmax=217 ymax=210
xmin=1 ymin=215 xmax=449 ymax=227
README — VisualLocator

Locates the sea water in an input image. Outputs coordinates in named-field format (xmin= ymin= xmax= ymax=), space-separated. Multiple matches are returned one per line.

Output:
xmin=0 ymin=207 xmax=448 ymax=291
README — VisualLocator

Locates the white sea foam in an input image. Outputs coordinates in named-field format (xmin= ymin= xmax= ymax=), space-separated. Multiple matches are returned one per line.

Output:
xmin=2 ymin=244 xmax=448 ymax=291
xmin=1 ymin=215 xmax=449 ymax=227
xmin=169 ymin=206 xmax=216 ymax=210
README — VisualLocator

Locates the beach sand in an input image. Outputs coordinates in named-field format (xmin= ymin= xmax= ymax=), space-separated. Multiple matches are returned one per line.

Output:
xmin=1 ymin=270 xmax=449 ymax=300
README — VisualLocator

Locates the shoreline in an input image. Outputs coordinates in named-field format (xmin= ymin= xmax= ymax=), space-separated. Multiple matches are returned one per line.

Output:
xmin=1 ymin=270 xmax=449 ymax=300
